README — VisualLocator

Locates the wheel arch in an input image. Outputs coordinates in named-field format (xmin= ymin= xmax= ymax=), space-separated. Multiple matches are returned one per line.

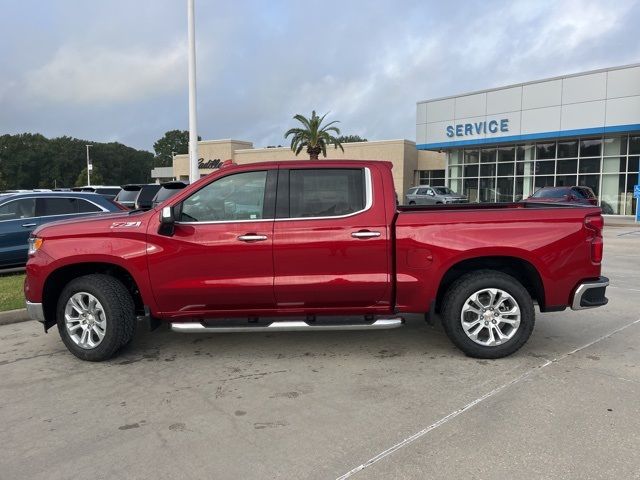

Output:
xmin=435 ymin=256 xmax=546 ymax=312
xmin=42 ymin=262 xmax=145 ymax=330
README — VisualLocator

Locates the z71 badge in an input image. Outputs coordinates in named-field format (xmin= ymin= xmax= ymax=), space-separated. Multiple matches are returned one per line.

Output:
xmin=110 ymin=221 xmax=142 ymax=229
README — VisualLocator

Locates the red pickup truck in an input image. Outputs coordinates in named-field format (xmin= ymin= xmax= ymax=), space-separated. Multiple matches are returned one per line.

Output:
xmin=24 ymin=160 xmax=608 ymax=361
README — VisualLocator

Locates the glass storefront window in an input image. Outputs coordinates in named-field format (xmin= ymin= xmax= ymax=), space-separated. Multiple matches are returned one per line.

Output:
xmin=556 ymin=159 xmax=577 ymax=174
xmin=604 ymin=137 xmax=627 ymax=156
xmin=464 ymin=178 xmax=478 ymax=202
xmin=498 ymin=147 xmax=515 ymax=162
xmin=602 ymin=157 xmax=624 ymax=173
xmin=580 ymin=138 xmax=602 ymax=157
xmin=442 ymin=134 xmax=637 ymax=212
xmin=449 ymin=150 xmax=462 ymax=164
xmin=480 ymin=164 xmax=496 ymax=177
xmin=578 ymin=174 xmax=600 ymax=197
xmin=449 ymin=178 xmax=462 ymax=194
xmin=464 ymin=164 xmax=479 ymax=177
xmin=496 ymin=178 xmax=514 ymax=202
xmin=479 ymin=178 xmax=495 ymax=202
xmin=515 ymin=176 xmax=534 ymax=201
xmin=534 ymin=176 xmax=555 ymax=189
xmin=579 ymin=158 xmax=600 ymax=174
xmin=600 ymin=174 xmax=625 ymax=215
xmin=555 ymin=175 xmax=577 ymax=187
xmin=516 ymin=162 xmax=534 ymax=176
xmin=536 ymin=142 xmax=556 ymax=159
xmin=498 ymin=162 xmax=514 ymax=176
xmin=535 ymin=160 xmax=555 ymax=175
xmin=516 ymin=144 xmax=534 ymax=161
xmin=557 ymin=140 xmax=578 ymax=158
xmin=481 ymin=148 xmax=496 ymax=163
xmin=464 ymin=149 xmax=479 ymax=164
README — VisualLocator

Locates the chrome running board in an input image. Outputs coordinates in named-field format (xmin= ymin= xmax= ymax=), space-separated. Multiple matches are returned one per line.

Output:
xmin=170 ymin=318 xmax=403 ymax=333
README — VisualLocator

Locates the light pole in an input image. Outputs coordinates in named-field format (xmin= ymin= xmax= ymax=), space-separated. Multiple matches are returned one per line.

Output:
xmin=85 ymin=145 xmax=93 ymax=186
xmin=187 ymin=0 xmax=199 ymax=183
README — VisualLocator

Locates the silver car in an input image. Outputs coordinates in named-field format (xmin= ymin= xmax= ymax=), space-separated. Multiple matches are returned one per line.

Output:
xmin=405 ymin=186 xmax=468 ymax=205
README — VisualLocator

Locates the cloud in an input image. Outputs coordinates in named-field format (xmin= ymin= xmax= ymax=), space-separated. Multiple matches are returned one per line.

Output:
xmin=1 ymin=0 xmax=639 ymax=150
xmin=25 ymin=42 xmax=186 ymax=105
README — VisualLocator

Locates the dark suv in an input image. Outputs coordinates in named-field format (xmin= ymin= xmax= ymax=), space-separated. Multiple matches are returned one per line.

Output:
xmin=525 ymin=186 xmax=597 ymax=206
xmin=0 ymin=192 xmax=122 ymax=268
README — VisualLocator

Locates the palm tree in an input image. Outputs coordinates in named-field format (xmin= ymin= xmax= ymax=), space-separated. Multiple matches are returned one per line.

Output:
xmin=284 ymin=111 xmax=344 ymax=160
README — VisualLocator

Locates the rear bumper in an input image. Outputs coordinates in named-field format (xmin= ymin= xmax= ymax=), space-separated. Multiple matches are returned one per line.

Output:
xmin=571 ymin=277 xmax=609 ymax=310
xmin=26 ymin=301 xmax=45 ymax=323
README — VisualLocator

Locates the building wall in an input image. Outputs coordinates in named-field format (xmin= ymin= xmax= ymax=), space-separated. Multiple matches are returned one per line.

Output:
xmin=171 ymin=139 xmax=445 ymax=197
xmin=417 ymin=64 xmax=640 ymax=149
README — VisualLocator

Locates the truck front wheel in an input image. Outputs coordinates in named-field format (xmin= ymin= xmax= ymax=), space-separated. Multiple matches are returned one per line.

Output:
xmin=56 ymin=274 xmax=136 ymax=361
xmin=441 ymin=270 xmax=535 ymax=359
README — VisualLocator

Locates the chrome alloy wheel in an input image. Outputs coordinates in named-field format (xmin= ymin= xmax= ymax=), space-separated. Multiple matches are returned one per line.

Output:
xmin=64 ymin=292 xmax=107 ymax=349
xmin=460 ymin=288 xmax=521 ymax=347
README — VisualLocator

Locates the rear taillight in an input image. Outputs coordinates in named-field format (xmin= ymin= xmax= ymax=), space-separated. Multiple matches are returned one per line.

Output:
xmin=585 ymin=214 xmax=604 ymax=263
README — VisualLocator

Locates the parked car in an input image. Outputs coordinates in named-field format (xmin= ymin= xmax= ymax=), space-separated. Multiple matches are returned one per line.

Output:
xmin=151 ymin=181 xmax=189 ymax=208
xmin=405 ymin=185 xmax=467 ymax=205
xmin=114 ymin=184 xmax=143 ymax=209
xmin=0 ymin=192 xmax=123 ymax=268
xmin=25 ymin=160 xmax=607 ymax=362
xmin=524 ymin=186 xmax=598 ymax=206
xmin=74 ymin=185 xmax=122 ymax=201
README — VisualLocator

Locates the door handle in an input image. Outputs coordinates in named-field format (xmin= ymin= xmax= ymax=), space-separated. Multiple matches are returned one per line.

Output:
xmin=237 ymin=234 xmax=268 ymax=242
xmin=351 ymin=230 xmax=381 ymax=239
xmin=21 ymin=223 xmax=37 ymax=228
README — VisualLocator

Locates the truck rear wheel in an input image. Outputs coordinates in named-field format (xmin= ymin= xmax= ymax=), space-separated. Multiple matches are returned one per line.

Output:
xmin=56 ymin=274 xmax=136 ymax=361
xmin=441 ymin=270 xmax=535 ymax=359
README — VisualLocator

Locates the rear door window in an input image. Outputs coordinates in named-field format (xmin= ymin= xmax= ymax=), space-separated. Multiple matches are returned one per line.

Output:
xmin=37 ymin=197 xmax=78 ymax=216
xmin=0 ymin=198 xmax=36 ymax=220
xmin=288 ymin=169 xmax=365 ymax=218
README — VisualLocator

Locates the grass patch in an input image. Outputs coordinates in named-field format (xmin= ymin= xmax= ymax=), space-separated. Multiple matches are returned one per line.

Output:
xmin=0 ymin=273 xmax=25 ymax=312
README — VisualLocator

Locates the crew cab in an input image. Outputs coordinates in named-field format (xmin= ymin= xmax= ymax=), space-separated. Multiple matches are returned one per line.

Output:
xmin=24 ymin=160 xmax=609 ymax=361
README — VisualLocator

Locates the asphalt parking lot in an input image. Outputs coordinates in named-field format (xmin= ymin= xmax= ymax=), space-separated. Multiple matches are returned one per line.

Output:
xmin=1 ymin=226 xmax=639 ymax=479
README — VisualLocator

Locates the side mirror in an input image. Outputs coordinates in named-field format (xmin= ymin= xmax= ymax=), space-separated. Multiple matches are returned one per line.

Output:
xmin=159 ymin=206 xmax=175 ymax=236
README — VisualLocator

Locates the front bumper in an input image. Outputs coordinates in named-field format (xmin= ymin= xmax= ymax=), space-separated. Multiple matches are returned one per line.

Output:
xmin=571 ymin=276 xmax=609 ymax=310
xmin=26 ymin=301 xmax=45 ymax=323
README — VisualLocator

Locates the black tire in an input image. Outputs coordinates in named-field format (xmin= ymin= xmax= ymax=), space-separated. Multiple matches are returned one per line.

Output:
xmin=409 ymin=201 xmax=416 ymax=205
xmin=436 ymin=202 xmax=443 ymax=205
xmin=56 ymin=274 xmax=136 ymax=361
xmin=441 ymin=270 xmax=535 ymax=359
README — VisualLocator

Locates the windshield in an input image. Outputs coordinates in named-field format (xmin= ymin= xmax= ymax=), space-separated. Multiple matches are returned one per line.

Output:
xmin=532 ymin=188 xmax=568 ymax=198
xmin=115 ymin=189 xmax=140 ymax=202
xmin=433 ymin=187 xmax=453 ymax=195
xmin=154 ymin=185 xmax=186 ymax=204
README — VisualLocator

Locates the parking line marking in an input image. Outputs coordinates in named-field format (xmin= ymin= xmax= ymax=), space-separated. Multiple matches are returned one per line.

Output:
xmin=336 ymin=317 xmax=640 ymax=480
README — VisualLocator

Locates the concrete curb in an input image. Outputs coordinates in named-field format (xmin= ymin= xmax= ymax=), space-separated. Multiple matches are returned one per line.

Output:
xmin=0 ymin=309 xmax=30 ymax=326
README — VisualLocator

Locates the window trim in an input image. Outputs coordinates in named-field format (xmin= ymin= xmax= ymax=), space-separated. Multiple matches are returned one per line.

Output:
xmin=0 ymin=195 xmax=109 ymax=223
xmin=275 ymin=167 xmax=373 ymax=222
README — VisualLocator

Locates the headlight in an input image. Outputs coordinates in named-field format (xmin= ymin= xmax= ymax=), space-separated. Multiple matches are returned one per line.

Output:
xmin=28 ymin=237 xmax=44 ymax=256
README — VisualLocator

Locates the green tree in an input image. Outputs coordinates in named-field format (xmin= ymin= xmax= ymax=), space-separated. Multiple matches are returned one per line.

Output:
xmin=284 ymin=111 xmax=344 ymax=160
xmin=337 ymin=135 xmax=367 ymax=143
xmin=75 ymin=167 xmax=104 ymax=187
xmin=0 ymin=133 xmax=153 ymax=189
xmin=153 ymin=130 xmax=201 ymax=167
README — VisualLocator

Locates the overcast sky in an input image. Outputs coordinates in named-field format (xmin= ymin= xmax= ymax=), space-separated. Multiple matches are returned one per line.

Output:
xmin=1 ymin=0 xmax=639 ymax=152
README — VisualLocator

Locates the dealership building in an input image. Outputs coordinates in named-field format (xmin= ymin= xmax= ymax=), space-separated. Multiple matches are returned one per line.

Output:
xmin=416 ymin=64 xmax=640 ymax=215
